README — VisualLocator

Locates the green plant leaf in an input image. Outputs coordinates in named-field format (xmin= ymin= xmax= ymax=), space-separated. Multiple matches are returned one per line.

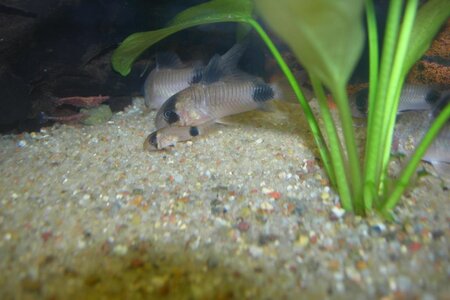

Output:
xmin=255 ymin=0 xmax=365 ymax=89
xmin=112 ymin=0 xmax=253 ymax=76
xmin=168 ymin=0 xmax=252 ymax=26
xmin=402 ymin=0 xmax=450 ymax=75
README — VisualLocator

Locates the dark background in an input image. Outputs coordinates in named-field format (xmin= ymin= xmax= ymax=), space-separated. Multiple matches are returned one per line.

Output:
xmin=0 ymin=0 xmax=395 ymax=133
xmin=0 ymin=0 xmax=247 ymax=132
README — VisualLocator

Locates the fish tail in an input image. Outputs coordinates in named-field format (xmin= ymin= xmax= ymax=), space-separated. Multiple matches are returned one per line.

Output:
xmin=270 ymin=71 xmax=313 ymax=104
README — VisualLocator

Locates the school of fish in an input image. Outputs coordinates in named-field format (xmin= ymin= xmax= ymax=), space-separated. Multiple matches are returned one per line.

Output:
xmin=141 ymin=43 xmax=449 ymax=178
xmin=143 ymin=42 xmax=282 ymax=151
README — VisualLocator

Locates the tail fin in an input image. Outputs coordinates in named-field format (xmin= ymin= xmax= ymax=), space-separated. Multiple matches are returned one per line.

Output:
xmin=271 ymin=70 xmax=314 ymax=104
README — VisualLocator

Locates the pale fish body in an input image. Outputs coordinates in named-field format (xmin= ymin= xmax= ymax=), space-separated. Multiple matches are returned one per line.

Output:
xmin=394 ymin=93 xmax=450 ymax=180
xmin=423 ymin=121 xmax=450 ymax=178
xmin=351 ymin=84 xmax=442 ymax=118
xmin=144 ymin=43 xmax=246 ymax=110
xmin=143 ymin=122 xmax=215 ymax=151
xmin=155 ymin=79 xmax=281 ymax=129
xmin=143 ymin=52 xmax=203 ymax=110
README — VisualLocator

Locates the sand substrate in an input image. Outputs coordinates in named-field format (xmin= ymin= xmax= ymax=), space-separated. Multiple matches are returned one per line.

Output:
xmin=0 ymin=99 xmax=448 ymax=299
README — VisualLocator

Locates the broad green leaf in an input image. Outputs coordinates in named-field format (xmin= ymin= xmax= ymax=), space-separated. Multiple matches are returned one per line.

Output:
xmin=168 ymin=0 xmax=252 ymax=26
xmin=402 ymin=0 xmax=450 ymax=76
xmin=112 ymin=0 xmax=253 ymax=76
xmin=255 ymin=0 xmax=365 ymax=89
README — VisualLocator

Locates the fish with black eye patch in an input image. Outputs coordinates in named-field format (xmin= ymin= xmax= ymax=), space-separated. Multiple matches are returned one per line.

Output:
xmin=350 ymin=84 xmax=444 ymax=118
xmin=143 ymin=42 xmax=246 ymax=110
xmin=154 ymin=47 xmax=283 ymax=129
xmin=143 ymin=122 xmax=216 ymax=151
xmin=155 ymin=79 xmax=282 ymax=129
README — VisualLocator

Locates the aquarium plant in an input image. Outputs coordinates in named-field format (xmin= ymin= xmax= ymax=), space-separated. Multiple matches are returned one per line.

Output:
xmin=112 ymin=0 xmax=450 ymax=218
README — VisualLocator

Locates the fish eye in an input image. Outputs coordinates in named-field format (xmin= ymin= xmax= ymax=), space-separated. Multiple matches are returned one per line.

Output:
xmin=149 ymin=132 xmax=158 ymax=148
xmin=163 ymin=110 xmax=180 ymax=124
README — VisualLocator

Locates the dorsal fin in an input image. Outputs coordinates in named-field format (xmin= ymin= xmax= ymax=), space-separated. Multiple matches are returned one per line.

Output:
xmin=201 ymin=42 xmax=248 ymax=84
xmin=155 ymin=52 xmax=184 ymax=69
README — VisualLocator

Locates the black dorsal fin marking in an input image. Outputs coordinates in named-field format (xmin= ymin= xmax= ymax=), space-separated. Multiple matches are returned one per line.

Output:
xmin=201 ymin=54 xmax=223 ymax=84
xmin=201 ymin=42 xmax=248 ymax=85
xmin=189 ymin=66 xmax=204 ymax=84
xmin=156 ymin=52 xmax=184 ymax=69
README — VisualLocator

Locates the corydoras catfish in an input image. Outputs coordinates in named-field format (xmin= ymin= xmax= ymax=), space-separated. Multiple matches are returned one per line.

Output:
xmin=394 ymin=92 xmax=450 ymax=180
xmin=154 ymin=53 xmax=282 ymax=129
xmin=143 ymin=122 xmax=216 ymax=151
xmin=351 ymin=84 xmax=443 ymax=118
xmin=421 ymin=94 xmax=450 ymax=180
xmin=143 ymin=53 xmax=203 ymax=110
xmin=143 ymin=43 xmax=246 ymax=110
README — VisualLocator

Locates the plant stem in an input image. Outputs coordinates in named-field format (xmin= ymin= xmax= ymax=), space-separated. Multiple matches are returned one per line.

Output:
xmin=364 ymin=0 xmax=403 ymax=204
xmin=310 ymin=76 xmax=353 ymax=211
xmin=364 ymin=0 xmax=379 ymax=130
xmin=379 ymin=0 xmax=419 ymax=183
xmin=380 ymin=104 xmax=450 ymax=213
xmin=247 ymin=19 xmax=336 ymax=185
xmin=332 ymin=84 xmax=363 ymax=214
xmin=363 ymin=0 xmax=379 ymax=211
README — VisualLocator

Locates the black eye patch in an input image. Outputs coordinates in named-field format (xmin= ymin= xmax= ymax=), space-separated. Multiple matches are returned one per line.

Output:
xmin=162 ymin=95 xmax=180 ymax=124
xmin=148 ymin=132 xmax=158 ymax=148
xmin=163 ymin=110 xmax=180 ymax=124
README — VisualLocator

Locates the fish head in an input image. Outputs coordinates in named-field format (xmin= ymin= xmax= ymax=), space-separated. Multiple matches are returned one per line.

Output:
xmin=143 ymin=131 xmax=160 ymax=151
xmin=155 ymin=92 xmax=187 ymax=128
xmin=143 ymin=129 xmax=180 ymax=151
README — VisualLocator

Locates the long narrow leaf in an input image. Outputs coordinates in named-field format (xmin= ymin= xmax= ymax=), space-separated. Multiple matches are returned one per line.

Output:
xmin=364 ymin=0 xmax=403 ymax=202
xmin=379 ymin=0 xmax=419 ymax=195
xmin=311 ymin=76 xmax=353 ymax=210
xmin=248 ymin=19 xmax=335 ymax=185
xmin=381 ymin=104 xmax=450 ymax=213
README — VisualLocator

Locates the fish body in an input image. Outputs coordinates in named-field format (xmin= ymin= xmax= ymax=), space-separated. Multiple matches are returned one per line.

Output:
xmin=155 ymin=79 xmax=281 ymax=129
xmin=351 ymin=84 xmax=442 ymax=118
xmin=394 ymin=92 xmax=450 ymax=180
xmin=144 ymin=43 xmax=246 ymax=110
xmin=143 ymin=122 xmax=215 ymax=151
xmin=423 ymin=121 xmax=450 ymax=178
xmin=143 ymin=53 xmax=204 ymax=110
xmin=154 ymin=45 xmax=280 ymax=129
